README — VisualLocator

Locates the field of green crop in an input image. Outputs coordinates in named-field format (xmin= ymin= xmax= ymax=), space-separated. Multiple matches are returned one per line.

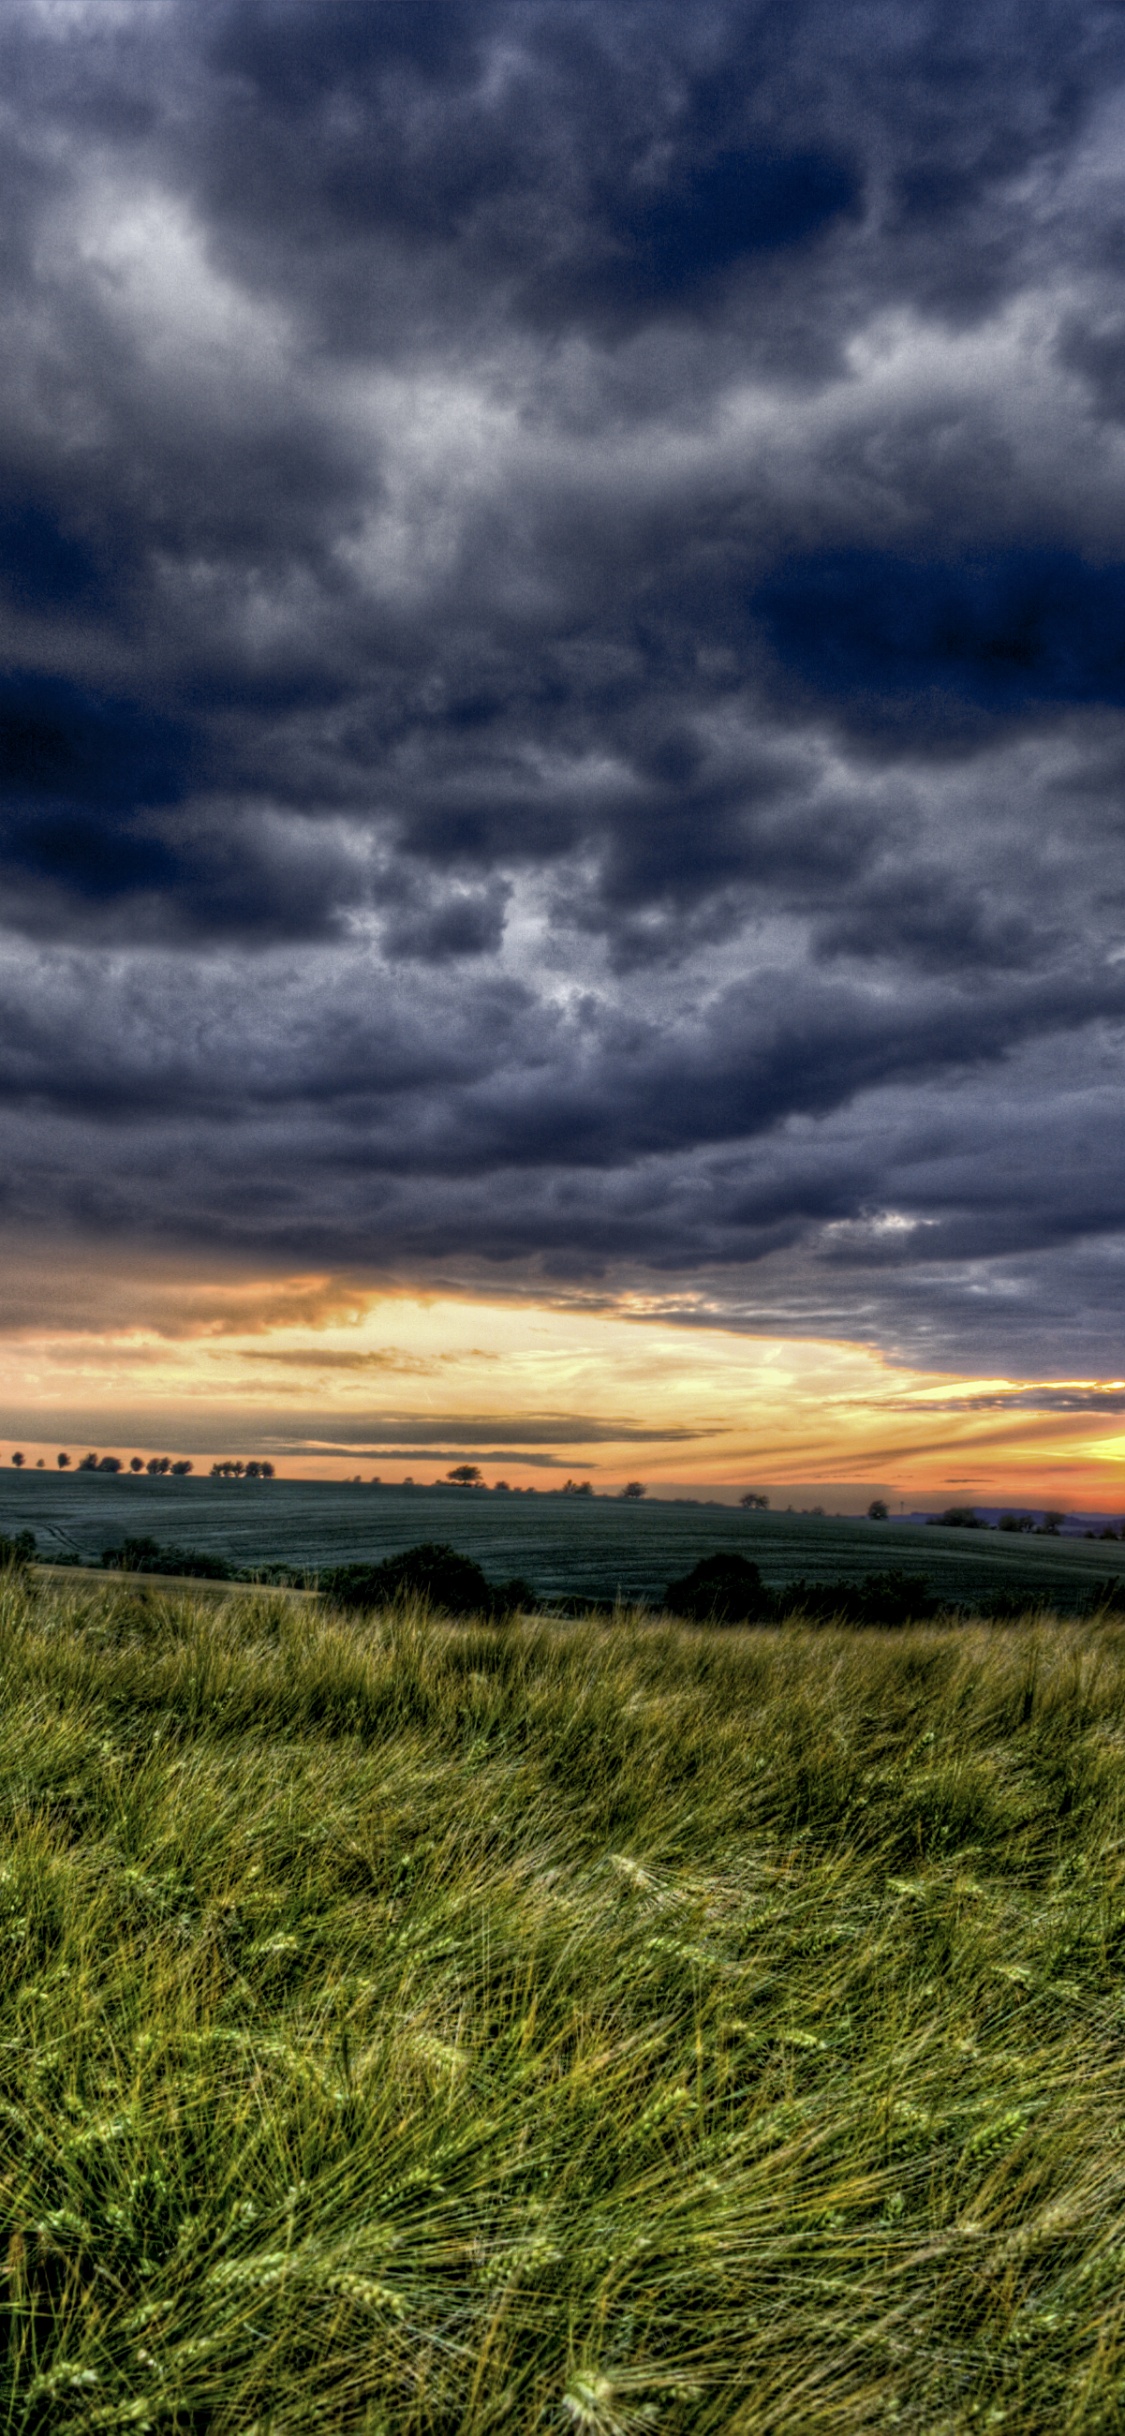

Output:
xmin=6 ymin=1571 xmax=1125 ymax=2429
xmin=2 ymin=1472 xmax=1124 ymax=1608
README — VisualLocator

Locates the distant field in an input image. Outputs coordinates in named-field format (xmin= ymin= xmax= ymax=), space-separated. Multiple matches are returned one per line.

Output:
xmin=6 ymin=1573 xmax=1125 ymax=2429
xmin=2 ymin=1470 xmax=1125 ymax=1606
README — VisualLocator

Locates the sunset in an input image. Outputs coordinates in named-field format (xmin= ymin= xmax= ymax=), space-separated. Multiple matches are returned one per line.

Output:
xmin=3 ymin=1263 xmax=1125 ymax=1508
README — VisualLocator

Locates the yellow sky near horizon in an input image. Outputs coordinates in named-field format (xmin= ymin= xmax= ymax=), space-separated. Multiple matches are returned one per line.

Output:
xmin=0 ymin=1263 xmax=1123 ymax=1508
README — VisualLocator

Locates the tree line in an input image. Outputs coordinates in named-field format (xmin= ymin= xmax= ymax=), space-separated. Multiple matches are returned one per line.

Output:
xmin=7 ymin=1451 xmax=274 ymax=1476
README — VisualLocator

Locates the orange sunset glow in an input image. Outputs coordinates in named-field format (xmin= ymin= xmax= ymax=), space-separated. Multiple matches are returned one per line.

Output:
xmin=0 ymin=1262 xmax=1123 ymax=1511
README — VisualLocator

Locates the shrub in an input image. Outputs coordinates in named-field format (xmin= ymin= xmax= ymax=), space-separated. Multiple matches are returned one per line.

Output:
xmin=0 ymin=1530 xmax=34 ymax=1569
xmin=320 ymin=1542 xmax=536 ymax=1617
xmin=663 ymin=1552 xmax=770 ymax=1623
xmin=780 ymin=1569 xmax=938 ymax=1627
xmin=100 ymin=1537 xmax=235 ymax=1581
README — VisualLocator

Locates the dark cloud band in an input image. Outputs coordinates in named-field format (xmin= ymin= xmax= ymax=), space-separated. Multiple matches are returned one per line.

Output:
xmin=0 ymin=0 xmax=1124 ymax=1369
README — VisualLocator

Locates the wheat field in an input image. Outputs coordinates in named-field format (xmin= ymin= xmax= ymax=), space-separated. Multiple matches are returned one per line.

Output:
xmin=4 ymin=1573 xmax=1125 ymax=2430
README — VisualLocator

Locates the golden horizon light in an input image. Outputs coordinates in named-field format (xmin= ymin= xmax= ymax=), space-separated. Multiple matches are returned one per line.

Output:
xmin=0 ymin=1260 xmax=1121 ymax=1510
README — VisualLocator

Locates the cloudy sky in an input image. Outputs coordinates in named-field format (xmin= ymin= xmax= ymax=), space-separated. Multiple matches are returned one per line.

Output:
xmin=3 ymin=0 xmax=1125 ymax=1498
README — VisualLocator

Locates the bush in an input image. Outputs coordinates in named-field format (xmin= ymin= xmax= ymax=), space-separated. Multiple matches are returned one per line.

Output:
xmin=0 ymin=1530 xmax=34 ymax=1569
xmin=320 ymin=1542 xmax=536 ymax=1618
xmin=663 ymin=1553 xmax=770 ymax=1623
xmin=100 ymin=1537 xmax=235 ymax=1581
xmin=780 ymin=1569 xmax=938 ymax=1627
xmin=663 ymin=1556 xmax=936 ymax=1629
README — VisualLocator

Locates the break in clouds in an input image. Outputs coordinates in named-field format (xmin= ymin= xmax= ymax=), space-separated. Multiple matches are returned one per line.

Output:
xmin=3 ymin=0 xmax=1125 ymax=1368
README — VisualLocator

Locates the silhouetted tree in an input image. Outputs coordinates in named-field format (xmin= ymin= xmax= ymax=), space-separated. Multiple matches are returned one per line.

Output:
xmin=10 ymin=1452 xmax=23 ymax=1469
xmin=321 ymin=1541 xmax=534 ymax=1617
xmin=130 ymin=1457 xmax=144 ymax=1473
xmin=621 ymin=1481 xmax=646 ymax=1499
xmin=664 ymin=1554 xmax=769 ymax=1624
xmin=97 ymin=1456 xmax=122 ymax=1473
xmin=867 ymin=1499 xmax=888 ymax=1520
xmin=739 ymin=1492 xmax=769 ymax=1510
xmin=56 ymin=1453 xmax=70 ymax=1469
xmin=170 ymin=1460 xmax=193 ymax=1476
xmin=447 ymin=1464 xmax=483 ymax=1487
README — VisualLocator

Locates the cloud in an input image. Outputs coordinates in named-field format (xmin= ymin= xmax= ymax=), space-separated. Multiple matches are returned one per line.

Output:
xmin=885 ymin=1388 xmax=1125 ymax=1414
xmin=754 ymin=550 xmax=1125 ymax=741
xmin=260 ymin=1413 xmax=713 ymax=1445
xmin=288 ymin=1449 xmax=593 ymax=1469
xmin=0 ymin=0 xmax=1125 ymax=1372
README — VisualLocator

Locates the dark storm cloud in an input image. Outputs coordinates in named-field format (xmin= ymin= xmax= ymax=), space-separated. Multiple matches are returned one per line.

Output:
xmin=754 ymin=551 xmax=1125 ymax=741
xmin=3 ymin=0 xmax=1125 ymax=1366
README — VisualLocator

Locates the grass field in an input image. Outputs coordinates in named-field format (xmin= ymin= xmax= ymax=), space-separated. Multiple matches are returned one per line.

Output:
xmin=6 ymin=1574 xmax=1125 ymax=2429
xmin=2 ymin=1473 xmax=1124 ymax=1608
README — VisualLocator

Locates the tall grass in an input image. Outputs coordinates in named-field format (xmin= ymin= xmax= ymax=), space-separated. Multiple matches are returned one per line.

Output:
xmin=3 ymin=1576 xmax=1125 ymax=2430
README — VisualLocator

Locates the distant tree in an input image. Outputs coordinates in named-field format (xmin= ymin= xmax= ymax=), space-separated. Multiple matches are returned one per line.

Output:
xmin=621 ymin=1481 xmax=646 ymax=1500
xmin=56 ymin=1453 xmax=70 ymax=1469
xmin=562 ymin=1479 xmax=594 ymax=1496
xmin=739 ymin=1492 xmax=769 ymax=1510
xmin=930 ymin=1507 xmax=982 ymax=1528
xmin=77 ymin=1454 xmax=99 ymax=1471
xmin=867 ymin=1499 xmax=889 ymax=1520
xmin=260 ymin=1462 xmax=274 ymax=1478
xmin=447 ymin=1464 xmax=483 ymax=1487
xmin=1037 ymin=1510 xmax=1067 ymax=1535
xmin=10 ymin=1452 xmax=23 ymax=1469
xmin=130 ymin=1457 xmax=144 ymax=1473
xmin=493 ymin=1479 xmax=510 ymax=1492
xmin=97 ymin=1456 xmax=122 ymax=1473
xmin=170 ymin=1460 xmax=192 ymax=1476
xmin=998 ymin=1511 xmax=1035 ymax=1533
xmin=146 ymin=1456 xmax=171 ymax=1476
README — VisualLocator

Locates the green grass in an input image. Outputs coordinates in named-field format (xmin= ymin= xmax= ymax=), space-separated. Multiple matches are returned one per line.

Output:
xmin=5 ymin=1578 xmax=1125 ymax=2429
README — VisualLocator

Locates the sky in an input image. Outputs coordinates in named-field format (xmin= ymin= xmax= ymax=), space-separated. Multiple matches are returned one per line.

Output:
xmin=3 ymin=0 xmax=1125 ymax=1502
